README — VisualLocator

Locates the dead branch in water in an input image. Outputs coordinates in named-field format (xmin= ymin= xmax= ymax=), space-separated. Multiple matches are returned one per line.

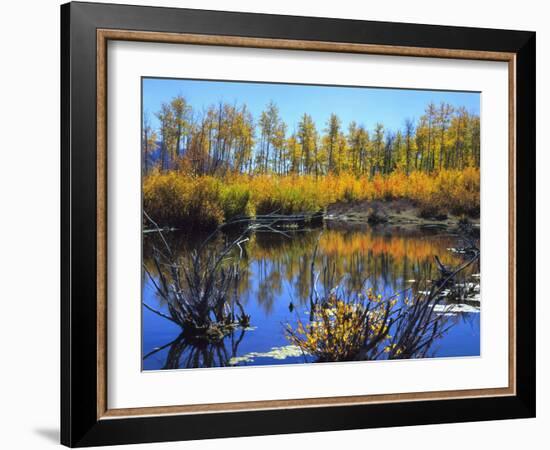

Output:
xmin=143 ymin=212 xmax=291 ymax=339
xmin=286 ymin=233 xmax=480 ymax=362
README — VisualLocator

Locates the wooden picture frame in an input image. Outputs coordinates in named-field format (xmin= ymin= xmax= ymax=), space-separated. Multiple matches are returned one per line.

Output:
xmin=61 ymin=1 xmax=535 ymax=447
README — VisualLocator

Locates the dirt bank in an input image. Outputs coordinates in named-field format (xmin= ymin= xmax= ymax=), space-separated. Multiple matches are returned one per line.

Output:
xmin=325 ymin=199 xmax=480 ymax=229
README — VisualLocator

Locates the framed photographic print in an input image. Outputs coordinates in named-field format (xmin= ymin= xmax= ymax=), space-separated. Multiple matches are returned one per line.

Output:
xmin=61 ymin=1 xmax=536 ymax=447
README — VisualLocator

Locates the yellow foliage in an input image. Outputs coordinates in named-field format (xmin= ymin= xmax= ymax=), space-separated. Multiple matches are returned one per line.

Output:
xmin=143 ymin=168 xmax=480 ymax=228
xmin=286 ymin=291 xmax=395 ymax=362
xmin=249 ymin=175 xmax=333 ymax=215
xmin=143 ymin=171 xmax=225 ymax=229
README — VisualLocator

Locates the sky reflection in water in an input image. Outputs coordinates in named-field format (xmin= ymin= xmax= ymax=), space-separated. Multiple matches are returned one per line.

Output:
xmin=142 ymin=226 xmax=480 ymax=370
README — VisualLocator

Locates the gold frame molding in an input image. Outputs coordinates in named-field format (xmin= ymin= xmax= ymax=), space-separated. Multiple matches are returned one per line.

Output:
xmin=96 ymin=29 xmax=516 ymax=420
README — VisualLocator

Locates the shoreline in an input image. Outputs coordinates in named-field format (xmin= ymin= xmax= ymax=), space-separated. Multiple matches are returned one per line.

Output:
xmin=143 ymin=198 xmax=480 ymax=234
xmin=325 ymin=198 xmax=480 ymax=230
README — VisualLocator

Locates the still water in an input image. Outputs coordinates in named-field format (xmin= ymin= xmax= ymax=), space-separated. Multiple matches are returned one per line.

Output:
xmin=142 ymin=225 xmax=480 ymax=370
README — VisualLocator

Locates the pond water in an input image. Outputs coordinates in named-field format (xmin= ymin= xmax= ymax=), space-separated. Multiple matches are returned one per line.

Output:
xmin=142 ymin=224 xmax=480 ymax=370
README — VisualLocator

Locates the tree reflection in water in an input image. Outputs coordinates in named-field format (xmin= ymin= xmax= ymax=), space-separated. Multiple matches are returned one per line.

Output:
xmin=143 ymin=224 xmax=480 ymax=369
xmin=143 ymin=327 xmax=247 ymax=370
xmin=285 ymin=232 xmax=479 ymax=362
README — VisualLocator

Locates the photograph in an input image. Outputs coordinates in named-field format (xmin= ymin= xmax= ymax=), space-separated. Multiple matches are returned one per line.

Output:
xmin=141 ymin=78 xmax=482 ymax=370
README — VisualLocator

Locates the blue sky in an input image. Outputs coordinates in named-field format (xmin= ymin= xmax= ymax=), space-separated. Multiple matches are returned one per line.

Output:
xmin=142 ymin=77 xmax=480 ymax=134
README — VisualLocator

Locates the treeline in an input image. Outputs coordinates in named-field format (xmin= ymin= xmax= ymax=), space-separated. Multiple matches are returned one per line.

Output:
xmin=143 ymin=95 xmax=480 ymax=177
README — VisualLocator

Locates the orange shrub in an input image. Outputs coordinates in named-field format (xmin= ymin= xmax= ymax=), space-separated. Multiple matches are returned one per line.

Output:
xmin=143 ymin=171 xmax=224 ymax=229
xmin=143 ymin=168 xmax=480 ymax=228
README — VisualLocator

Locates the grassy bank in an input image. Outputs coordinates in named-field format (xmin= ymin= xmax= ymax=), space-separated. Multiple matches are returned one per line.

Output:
xmin=143 ymin=168 xmax=480 ymax=229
